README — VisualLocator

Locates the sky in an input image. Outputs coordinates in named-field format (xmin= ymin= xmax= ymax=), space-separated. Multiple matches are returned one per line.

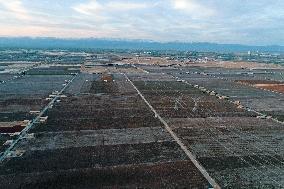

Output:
xmin=0 ymin=0 xmax=283 ymax=45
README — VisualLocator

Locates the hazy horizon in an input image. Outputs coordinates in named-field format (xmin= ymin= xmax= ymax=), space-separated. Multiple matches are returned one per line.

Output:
xmin=0 ymin=0 xmax=283 ymax=46
xmin=1 ymin=36 xmax=284 ymax=47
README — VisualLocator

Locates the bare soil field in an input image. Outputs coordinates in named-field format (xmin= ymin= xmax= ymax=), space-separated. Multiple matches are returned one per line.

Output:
xmin=0 ymin=161 xmax=209 ymax=189
xmin=81 ymin=65 xmax=144 ymax=74
xmin=187 ymin=61 xmax=284 ymax=69
xmin=122 ymin=56 xmax=284 ymax=69
xmin=1 ymin=57 xmax=284 ymax=188
xmin=236 ymin=80 xmax=284 ymax=93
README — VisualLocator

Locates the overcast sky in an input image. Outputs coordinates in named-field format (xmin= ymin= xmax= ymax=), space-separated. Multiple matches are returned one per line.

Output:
xmin=0 ymin=0 xmax=283 ymax=45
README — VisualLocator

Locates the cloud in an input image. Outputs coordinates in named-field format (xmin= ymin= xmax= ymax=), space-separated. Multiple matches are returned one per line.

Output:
xmin=0 ymin=0 xmax=284 ymax=45
xmin=72 ymin=0 xmax=102 ymax=16
xmin=0 ymin=25 xmax=50 ymax=36
xmin=71 ymin=0 xmax=153 ymax=33
xmin=0 ymin=0 xmax=31 ymax=20
xmin=73 ymin=0 xmax=149 ymax=16
xmin=172 ymin=0 xmax=216 ymax=18
xmin=106 ymin=1 xmax=148 ymax=10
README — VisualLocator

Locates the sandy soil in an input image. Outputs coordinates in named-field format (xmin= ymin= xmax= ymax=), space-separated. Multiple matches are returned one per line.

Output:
xmin=122 ymin=56 xmax=284 ymax=69
xmin=187 ymin=61 xmax=284 ymax=69
xmin=255 ymin=84 xmax=284 ymax=93
xmin=236 ymin=80 xmax=284 ymax=93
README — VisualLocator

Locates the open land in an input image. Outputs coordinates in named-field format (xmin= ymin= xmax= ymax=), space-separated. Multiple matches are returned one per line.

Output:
xmin=0 ymin=49 xmax=284 ymax=188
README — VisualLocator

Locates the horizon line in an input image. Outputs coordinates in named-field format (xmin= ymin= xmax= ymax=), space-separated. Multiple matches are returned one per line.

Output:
xmin=0 ymin=36 xmax=283 ymax=47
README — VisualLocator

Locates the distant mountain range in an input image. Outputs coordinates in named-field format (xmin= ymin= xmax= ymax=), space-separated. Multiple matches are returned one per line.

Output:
xmin=0 ymin=37 xmax=284 ymax=53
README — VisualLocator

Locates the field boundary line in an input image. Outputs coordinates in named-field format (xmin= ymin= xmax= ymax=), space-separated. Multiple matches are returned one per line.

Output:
xmin=124 ymin=73 xmax=221 ymax=189
xmin=0 ymin=74 xmax=78 ymax=163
